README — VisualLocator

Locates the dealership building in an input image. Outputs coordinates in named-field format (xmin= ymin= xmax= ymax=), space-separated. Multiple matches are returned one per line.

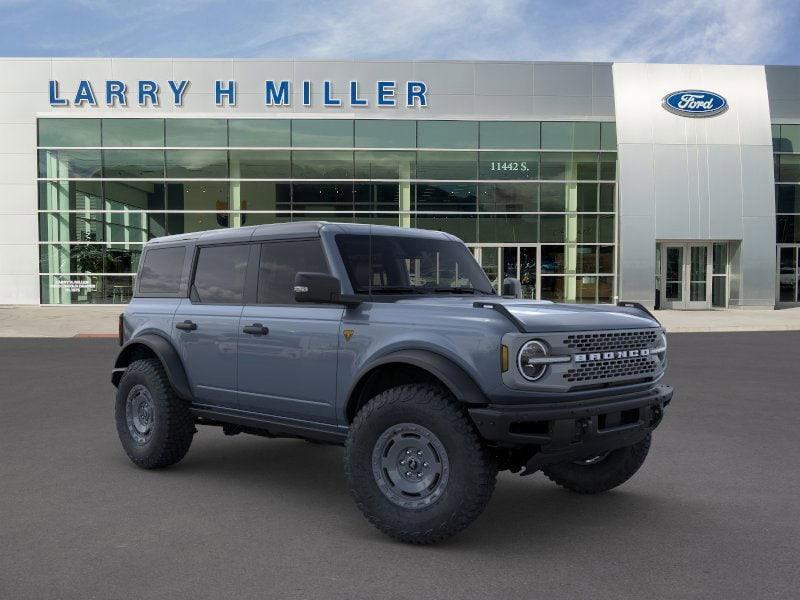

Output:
xmin=0 ymin=58 xmax=798 ymax=309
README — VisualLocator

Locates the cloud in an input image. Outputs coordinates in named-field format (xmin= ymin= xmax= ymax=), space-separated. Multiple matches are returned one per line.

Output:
xmin=227 ymin=0 xmax=524 ymax=59
xmin=567 ymin=0 xmax=787 ymax=64
xmin=0 ymin=0 xmax=796 ymax=65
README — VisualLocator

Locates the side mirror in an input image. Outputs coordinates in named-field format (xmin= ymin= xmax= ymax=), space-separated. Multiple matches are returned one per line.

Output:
xmin=294 ymin=272 xmax=341 ymax=303
xmin=294 ymin=272 xmax=362 ymax=306
xmin=501 ymin=277 xmax=522 ymax=299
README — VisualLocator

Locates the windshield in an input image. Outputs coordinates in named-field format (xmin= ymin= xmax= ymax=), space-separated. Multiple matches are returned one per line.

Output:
xmin=335 ymin=233 xmax=495 ymax=296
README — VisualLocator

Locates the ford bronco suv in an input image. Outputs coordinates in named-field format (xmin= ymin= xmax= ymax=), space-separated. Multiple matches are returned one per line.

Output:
xmin=112 ymin=222 xmax=672 ymax=544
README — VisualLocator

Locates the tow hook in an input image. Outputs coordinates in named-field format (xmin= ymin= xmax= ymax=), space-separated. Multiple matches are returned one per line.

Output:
xmin=574 ymin=417 xmax=590 ymax=442
xmin=650 ymin=406 xmax=663 ymax=427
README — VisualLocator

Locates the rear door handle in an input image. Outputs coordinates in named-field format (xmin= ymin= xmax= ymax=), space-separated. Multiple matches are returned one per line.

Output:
xmin=175 ymin=320 xmax=197 ymax=331
xmin=242 ymin=323 xmax=269 ymax=336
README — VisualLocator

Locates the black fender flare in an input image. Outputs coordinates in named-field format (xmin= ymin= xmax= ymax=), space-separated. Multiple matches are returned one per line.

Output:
xmin=111 ymin=333 xmax=192 ymax=401
xmin=347 ymin=349 xmax=488 ymax=412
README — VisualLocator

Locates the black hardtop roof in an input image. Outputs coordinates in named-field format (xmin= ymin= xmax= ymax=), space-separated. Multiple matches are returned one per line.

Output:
xmin=145 ymin=221 xmax=457 ymax=246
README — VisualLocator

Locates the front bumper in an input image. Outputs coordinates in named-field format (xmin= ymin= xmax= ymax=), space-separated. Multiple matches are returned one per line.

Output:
xmin=468 ymin=384 xmax=672 ymax=471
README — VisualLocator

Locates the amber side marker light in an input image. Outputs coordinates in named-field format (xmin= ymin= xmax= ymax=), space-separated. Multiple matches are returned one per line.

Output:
xmin=501 ymin=345 xmax=509 ymax=372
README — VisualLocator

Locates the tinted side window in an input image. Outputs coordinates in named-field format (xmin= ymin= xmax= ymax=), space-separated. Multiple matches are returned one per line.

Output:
xmin=258 ymin=240 xmax=329 ymax=304
xmin=138 ymin=246 xmax=186 ymax=294
xmin=192 ymin=244 xmax=250 ymax=304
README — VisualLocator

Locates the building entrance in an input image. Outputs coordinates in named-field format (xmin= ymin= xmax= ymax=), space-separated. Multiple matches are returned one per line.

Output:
xmin=657 ymin=241 xmax=729 ymax=309
xmin=659 ymin=243 xmax=712 ymax=309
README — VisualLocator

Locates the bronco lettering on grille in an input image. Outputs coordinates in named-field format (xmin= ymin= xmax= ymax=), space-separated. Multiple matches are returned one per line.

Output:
xmin=574 ymin=348 xmax=651 ymax=362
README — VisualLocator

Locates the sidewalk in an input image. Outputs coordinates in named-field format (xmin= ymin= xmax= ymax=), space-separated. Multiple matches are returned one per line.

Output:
xmin=2 ymin=304 xmax=800 ymax=337
xmin=0 ymin=305 xmax=121 ymax=338
xmin=655 ymin=306 xmax=800 ymax=332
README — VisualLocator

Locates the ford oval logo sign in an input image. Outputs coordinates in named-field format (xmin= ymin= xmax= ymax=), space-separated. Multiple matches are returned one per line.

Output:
xmin=662 ymin=90 xmax=728 ymax=117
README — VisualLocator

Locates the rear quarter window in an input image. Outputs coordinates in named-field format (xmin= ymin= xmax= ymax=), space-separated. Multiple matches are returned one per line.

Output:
xmin=137 ymin=246 xmax=186 ymax=294
xmin=192 ymin=244 xmax=250 ymax=304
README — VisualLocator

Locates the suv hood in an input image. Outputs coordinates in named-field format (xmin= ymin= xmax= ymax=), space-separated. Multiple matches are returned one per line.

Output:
xmin=394 ymin=297 xmax=660 ymax=332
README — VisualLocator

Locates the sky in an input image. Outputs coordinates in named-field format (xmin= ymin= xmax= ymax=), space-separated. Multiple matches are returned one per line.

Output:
xmin=0 ymin=0 xmax=798 ymax=65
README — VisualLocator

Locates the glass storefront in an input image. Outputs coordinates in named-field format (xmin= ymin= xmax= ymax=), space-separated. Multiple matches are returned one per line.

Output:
xmin=37 ymin=118 xmax=617 ymax=304
xmin=774 ymin=124 xmax=800 ymax=304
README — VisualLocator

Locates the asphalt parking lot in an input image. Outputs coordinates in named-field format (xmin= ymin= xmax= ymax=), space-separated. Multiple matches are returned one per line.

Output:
xmin=1 ymin=333 xmax=799 ymax=599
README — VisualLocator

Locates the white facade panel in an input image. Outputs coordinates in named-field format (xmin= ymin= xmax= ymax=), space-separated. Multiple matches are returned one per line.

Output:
xmin=110 ymin=58 xmax=175 ymax=90
xmin=532 ymin=96 xmax=593 ymax=117
xmin=707 ymin=145 xmax=746 ymax=239
xmin=652 ymin=145 xmax=691 ymax=238
xmin=0 ymin=59 xmax=52 ymax=93
xmin=413 ymin=62 xmax=475 ymax=95
xmin=0 ymin=92 xmax=52 ymax=123
xmin=171 ymin=59 xmax=236 ymax=93
xmin=472 ymin=95 xmax=534 ymax=116
xmin=347 ymin=61 xmax=416 ymax=87
xmin=617 ymin=144 xmax=655 ymax=217
xmin=475 ymin=62 xmax=534 ymax=96
xmin=0 ymin=123 xmax=36 ymax=153
xmin=0 ymin=274 xmax=39 ymax=304
xmin=0 ymin=184 xmax=37 ymax=214
xmin=233 ymin=60 xmax=294 ymax=94
xmin=293 ymin=59 xmax=359 ymax=92
xmin=0 ymin=244 xmax=37 ymax=275
xmin=614 ymin=62 xmax=776 ymax=308
xmin=51 ymin=59 xmax=114 ymax=94
xmin=0 ymin=154 xmax=36 ymax=185
xmin=0 ymin=214 xmax=37 ymax=245
xmin=740 ymin=217 xmax=778 ymax=307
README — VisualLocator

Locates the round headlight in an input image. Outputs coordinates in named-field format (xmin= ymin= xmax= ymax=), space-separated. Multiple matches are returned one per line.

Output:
xmin=655 ymin=332 xmax=668 ymax=362
xmin=517 ymin=340 xmax=549 ymax=381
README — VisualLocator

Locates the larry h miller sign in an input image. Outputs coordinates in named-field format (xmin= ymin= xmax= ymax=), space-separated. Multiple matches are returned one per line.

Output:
xmin=47 ymin=79 xmax=429 ymax=108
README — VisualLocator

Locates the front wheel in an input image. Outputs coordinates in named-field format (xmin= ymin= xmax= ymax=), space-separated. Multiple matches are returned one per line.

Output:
xmin=345 ymin=384 xmax=497 ymax=544
xmin=542 ymin=434 xmax=652 ymax=494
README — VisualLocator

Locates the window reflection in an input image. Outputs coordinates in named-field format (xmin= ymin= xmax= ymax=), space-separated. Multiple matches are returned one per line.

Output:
xmin=36 ymin=118 xmax=618 ymax=304
xmin=103 ymin=119 xmax=164 ymax=147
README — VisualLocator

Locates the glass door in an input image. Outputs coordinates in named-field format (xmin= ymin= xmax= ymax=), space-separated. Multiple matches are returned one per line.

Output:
xmin=661 ymin=245 xmax=685 ymax=309
xmin=686 ymin=244 xmax=711 ymax=309
xmin=777 ymin=245 xmax=799 ymax=304
xmin=659 ymin=243 xmax=712 ymax=309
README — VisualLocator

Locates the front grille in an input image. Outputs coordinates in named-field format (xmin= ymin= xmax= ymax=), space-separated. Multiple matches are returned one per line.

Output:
xmin=563 ymin=356 xmax=658 ymax=383
xmin=563 ymin=330 xmax=659 ymax=354
xmin=561 ymin=328 xmax=663 ymax=384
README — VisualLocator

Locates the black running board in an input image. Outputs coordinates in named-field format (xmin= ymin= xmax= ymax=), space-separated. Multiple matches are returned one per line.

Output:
xmin=190 ymin=405 xmax=348 ymax=444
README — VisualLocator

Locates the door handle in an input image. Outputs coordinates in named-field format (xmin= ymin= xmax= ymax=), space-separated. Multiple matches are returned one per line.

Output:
xmin=242 ymin=323 xmax=269 ymax=336
xmin=175 ymin=320 xmax=197 ymax=331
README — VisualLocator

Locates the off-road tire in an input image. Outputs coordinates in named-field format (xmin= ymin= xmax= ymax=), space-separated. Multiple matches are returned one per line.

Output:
xmin=345 ymin=383 xmax=497 ymax=544
xmin=115 ymin=358 xmax=194 ymax=469
xmin=542 ymin=434 xmax=652 ymax=494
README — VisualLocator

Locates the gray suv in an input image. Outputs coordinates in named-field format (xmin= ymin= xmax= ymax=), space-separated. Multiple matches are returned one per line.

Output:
xmin=112 ymin=222 xmax=672 ymax=544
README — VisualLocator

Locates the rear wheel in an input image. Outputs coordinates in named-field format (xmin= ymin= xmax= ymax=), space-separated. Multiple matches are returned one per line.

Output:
xmin=542 ymin=434 xmax=651 ymax=494
xmin=115 ymin=358 xmax=194 ymax=469
xmin=345 ymin=383 xmax=497 ymax=544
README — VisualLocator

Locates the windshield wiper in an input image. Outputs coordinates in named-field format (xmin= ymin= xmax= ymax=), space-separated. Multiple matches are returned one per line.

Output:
xmin=432 ymin=286 xmax=488 ymax=295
